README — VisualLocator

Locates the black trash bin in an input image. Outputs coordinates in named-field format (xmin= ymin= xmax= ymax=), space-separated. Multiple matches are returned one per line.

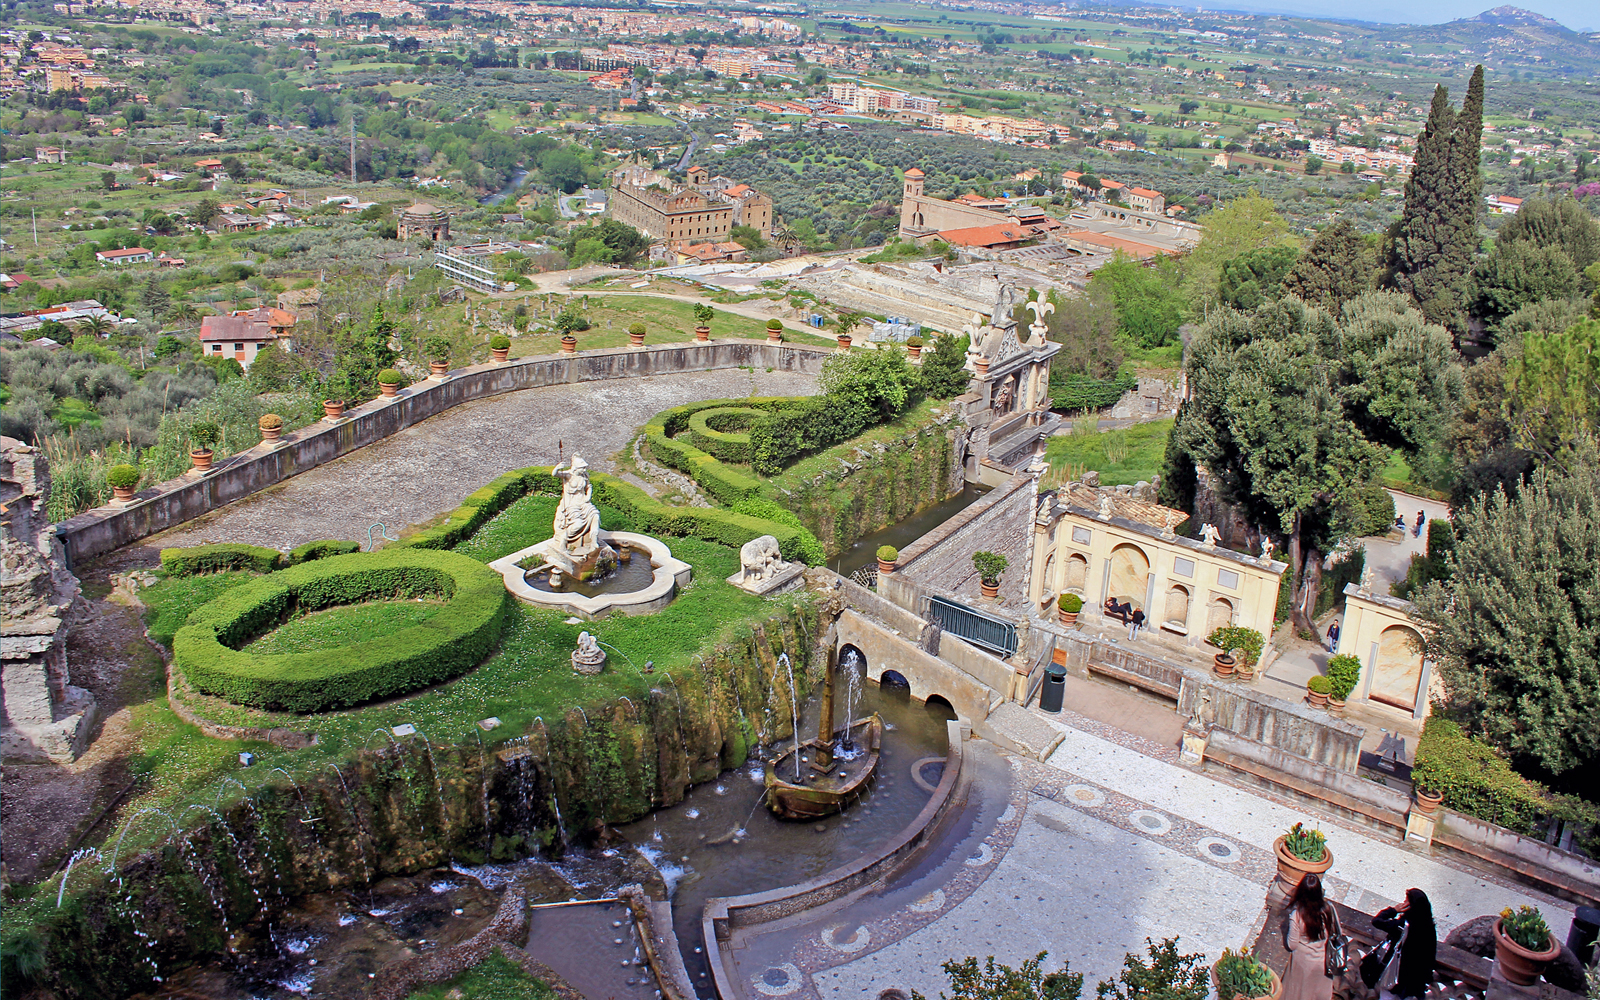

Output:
xmin=1040 ymin=663 xmax=1067 ymax=714
xmin=1569 ymin=905 xmax=1600 ymax=966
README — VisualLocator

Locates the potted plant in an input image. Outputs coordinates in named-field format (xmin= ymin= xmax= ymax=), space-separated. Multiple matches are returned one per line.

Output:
xmin=188 ymin=420 xmax=220 ymax=472
xmin=107 ymin=463 xmax=140 ymax=502
xmin=561 ymin=333 xmax=578 ymax=354
xmin=628 ymin=322 xmax=647 ymax=348
xmin=906 ymin=335 xmax=924 ymax=360
xmin=1414 ymin=785 xmax=1443 ymax=815
xmin=1207 ymin=625 xmax=1263 ymax=677
xmin=975 ymin=356 xmax=990 ymax=376
xmin=972 ymin=551 xmax=1008 ymax=599
xmin=694 ymin=304 xmax=714 ymax=342
xmin=1212 ymin=650 xmax=1237 ymax=677
xmin=424 ymin=335 xmax=452 ymax=376
xmin=836 ymin=332 xmax=852 ymax=351
xmin=1058 ymin=592 xmax=1082 ymax=627
xmin=377 ymin=369 xmax=403 ymax=397
xmin=765 ymin=318 xmax=783 ymax=344
xmin=1212 ymin=948 xmax=1281 ymax=1000
xmin=1235 ymin=650 xmax=1256 ymax=683
xmin=322 ymin=398 xmax=345 ymax=420
xmin=259 ymin=412 xmax=284 ymax=443
xmin=1273 ymin=822 xmax=1332 ymax=893
xmin=876 ymin=545 xmax=898 ymax=574
xmin=1494 ymin=906 xmax=1560 ymax=986
xmin=1326 ymin=653 xmax=1360 ymax=717
xmin=1306 ymin=674 xmax=1332 ymax=708
xmin=489 ymin=334 xmax=511 ymax=362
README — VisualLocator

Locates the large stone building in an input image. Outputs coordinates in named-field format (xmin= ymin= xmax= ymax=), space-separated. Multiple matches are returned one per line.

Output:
xmin=397 ymin=202 xmax=450 ymax=242
xmin=899 ymin=168 xmax=1033 ymax=239
xmin=608 ymin=164 xmax=773 ymax=249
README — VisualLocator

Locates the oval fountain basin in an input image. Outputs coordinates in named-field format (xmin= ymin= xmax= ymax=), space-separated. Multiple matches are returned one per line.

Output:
xmin=526 ymin=546 xmax=658 ymax=598
xmin=489 ymin=531 xmax=692 ymax=620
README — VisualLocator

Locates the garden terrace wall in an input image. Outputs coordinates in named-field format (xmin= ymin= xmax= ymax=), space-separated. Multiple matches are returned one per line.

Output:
xmin=878 ymin=471 xmax=1038 ymax=606
xmin=54 ymin=342 xmax=833 ymax=567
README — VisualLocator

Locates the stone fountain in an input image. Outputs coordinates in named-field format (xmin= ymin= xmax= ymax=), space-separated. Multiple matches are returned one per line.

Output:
xmin=488 ymin=455 xmax=690 ymax=620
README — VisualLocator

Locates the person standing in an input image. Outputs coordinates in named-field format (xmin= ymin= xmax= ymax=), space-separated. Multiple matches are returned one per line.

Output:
xmin=1325 ymin=619 xmax=1340 ymax=654
xmin=1372 ymin=889 xmax=1437 ymax=1000
xmin=1282 ymin=874 xmax=1337 ymax=1000
xmin=1413 ymin=511 xmax=1426 ymax=538
xmin=1129 ymin=607 xmax=1146 ymax=641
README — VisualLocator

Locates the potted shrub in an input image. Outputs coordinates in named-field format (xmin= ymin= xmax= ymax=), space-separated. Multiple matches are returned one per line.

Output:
xmin=1212 ymin=649 xmax=1237 ymax=678
xmin=489 ymin=334 xmax=511 ymax=362
xmin=561 ymin=333 xmax=578 ymax=354
xmin=876 ymin=545 xmax=898 ymax=575
xmin=765 ymin=318 xmax=783 ymax=344
xmin=377 ymin=369 xmax=403 ymax=397
xmin=694 ymin=303 xmax=714 ymax=342
xmin=107 ymin=463 xmax=140 ymax=502
xmin=1274 ymin=822 xmax=1332 ymax=893
xmin=972 ymin=551 xmax=1008 ymax=599
xmin=1326 ymin=653 xmax=1361 ymax=717
xmin=1235 ymin=650 xmax=1257 ymax=683
xmin=1212 ymin=948 xmax=1281 ymax=1000
xmin=1306 ymin=674 xmax=1332 ymax=708
xmin=322 ymin=398 xmax=345 ymax=420
xmin=1494 ymin=906 xmax=1560 ymax=986
xmin=628 ymin=322 xmax=647 ymax=348
xmin=1058 ymin=592 xmax=1082 ymax=627
xmin=1414 ymin=785 xmax=1443 ymax=815
xmin=424 ymin=336 xmax=452 ymax=377
xmin=906 ymin=335 xmax=924 ymax=360
xmin=1207 ymin=625 xmax=1263 ymax=677
xmin=189 ymin=420 xmax=220 ymax=472
xmin=259 ymin=412 xmax=284 ymax=443
xmin=836 ymin=332 xmax=852 ymax=351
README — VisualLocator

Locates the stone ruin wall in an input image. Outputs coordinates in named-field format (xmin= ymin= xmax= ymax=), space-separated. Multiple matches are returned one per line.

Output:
xmin=1 ymin=436 xmax=96 ymax=762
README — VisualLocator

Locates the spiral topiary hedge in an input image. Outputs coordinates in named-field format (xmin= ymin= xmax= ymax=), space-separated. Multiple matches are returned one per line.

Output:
xmin=684 ymin=407 xmax=765 ymax=464
xmin=173 ymin=549 xmax=509 ymax=712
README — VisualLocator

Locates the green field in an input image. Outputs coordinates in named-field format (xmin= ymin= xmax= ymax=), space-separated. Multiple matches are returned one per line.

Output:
xmin=1045 ymin=417 xmax=1173 ymax=487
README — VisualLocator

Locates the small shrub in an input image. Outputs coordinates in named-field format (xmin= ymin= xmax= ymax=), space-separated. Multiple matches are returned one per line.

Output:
xmin=259 ymin=413 xmax=284 ymax=430
xmin=765 ymin=318 xmax=782 ymax=331
xmin=694 ymin=303 xmax=715 ymax=325
xmin=1411 ymin=716 xmax=1599 ymax=840
xmin=1282 ymin=821 xmax=1327 ymax=862
xmin=1215 ymin=949 xmax=1273 ymax=1000
xmin=489 ymin=334 xmax=511 ymax=351
xmin=628 ymin=322 xmax=645 ymax=336
xmin=290 ymin=539 xmax=362 ymax=563
xmin=1326 ymin=654 xmax=1361 ymax=700
xmin=972 ymin=551 xmax=1008 ymax=585
xmin=424 ymin=335 xmax=451 ymax=362
xmin=377 ymin=368 xmax=402 ymax=385
xmin=1058 ymin=592 xmax=1083 ymax=613
xmin=106 ymin=463 xmax=140 ymax=489
xmin=906 ymin=335 xmax=923 ymax=348
xmin=161 ymin=543 xmax=284 ymax=576
xmin=1205 ymin=625 xmax=1264 ymax=666
xmin=189 ymin=421 xmax=221 ymax=450
xmin=1307 ymin=674 xmax=1332 ymax=695
xmin=1499 ymin=905 xmax=1552 ymax=951
xmin=877 ymin=545 xmax=898 ymax=562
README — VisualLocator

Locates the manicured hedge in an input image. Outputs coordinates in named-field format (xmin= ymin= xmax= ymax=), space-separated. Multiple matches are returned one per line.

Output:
xmin=398 ymin=465 xmax=823 ymax=565
xmin=1049 ymin=370 xmax=1137 ymax=413
xmin=290 ymin=539 xmax=362 ymax=563
xmin=685 ymin=407 xmax=764 ymax=464
xmin=749 ymin=397 xmax=879 ymax=476
xmin=173 ymin=549 xmax=509 ymax=712
xmin=731 ymin=496 xmax=826 ymax=566
xmin=642 ymin=397 xmax=802 ymax=504
xmin=161 ymin=544 xmax=284 ymax=577
xmin=1412 ymin=716 xmax=1598 ymax=843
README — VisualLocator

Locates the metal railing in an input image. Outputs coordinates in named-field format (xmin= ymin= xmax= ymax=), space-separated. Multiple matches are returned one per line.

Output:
xmin=928 ymin=595 xmax=1018 ymax=658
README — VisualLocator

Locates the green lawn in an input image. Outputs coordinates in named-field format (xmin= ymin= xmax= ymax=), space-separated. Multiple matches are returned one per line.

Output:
xmin=1045 ymin=417 xmax=1173 ymax=487
xmin=243 ymin=598 xmax=449 ymax=655
xmin=499 ymin=295 xmax=779 ymax=357
xmin=406 ymin=950 xmax=556 ymax=1000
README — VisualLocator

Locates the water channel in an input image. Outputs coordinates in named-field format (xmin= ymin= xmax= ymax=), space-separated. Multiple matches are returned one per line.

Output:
xmin=831 ymin=484 xmax=991 ymax=579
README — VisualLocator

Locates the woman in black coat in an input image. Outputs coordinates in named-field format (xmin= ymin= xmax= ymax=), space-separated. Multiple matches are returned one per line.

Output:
xmin=1372 ymin=888 xmax=1436 ymax=1000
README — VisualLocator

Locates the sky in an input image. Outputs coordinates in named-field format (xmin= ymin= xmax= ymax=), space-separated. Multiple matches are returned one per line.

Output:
xmin=1192 ymin=0 xmax=1594 ymax=31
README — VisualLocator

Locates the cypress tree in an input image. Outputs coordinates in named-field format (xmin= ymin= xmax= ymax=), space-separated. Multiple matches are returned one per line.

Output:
xmin=1386 ymin=66 xmax=1485 ymax=332
xmin=1282 ymin=219 xmax=1374 ymax=312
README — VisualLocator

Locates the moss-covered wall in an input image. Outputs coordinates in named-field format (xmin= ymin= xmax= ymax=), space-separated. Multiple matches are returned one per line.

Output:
xmin=26 ymin=604 xmax=826 ymax=1000
xmin=778 ymin=423 xmax=960 ymax=557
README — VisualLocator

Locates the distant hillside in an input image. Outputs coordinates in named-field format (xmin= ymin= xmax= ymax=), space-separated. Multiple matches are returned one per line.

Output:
xmin=1374 ymin=6 xmax=1600 ymax=76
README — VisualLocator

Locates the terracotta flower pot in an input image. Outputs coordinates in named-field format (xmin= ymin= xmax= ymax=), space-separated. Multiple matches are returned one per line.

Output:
xmin=259 ymin=424 xmax=282 ymax=443
xmin=491 ymin=347 xmax=510 ymax=362
xmin=1059 ymin=610 xmax=1079 ymax=627
xmin=837 ymin=334 xmax=852 ymax=350
xmin=1273 ymin=835 xmax=1333 ymax=894
xmin=908 ymin=344 xmax=922 ymax=360
xmin=1414 ymin=788 xmax=1442 ymax=815
xmin=877 ymin=558 xmax=896 ymax=575
xmin=1327 ymin=696 xmax=1346 ymax=718
xmin=560 ymin=335 xmax=577 ymax=354
xmin=694 ymin=325 xmax=711 ymax=342
xmin=1236 ymin=662 xmax=1256 ymax=683
xmin=1306 ymin=685 xmax=1329 ymax=709
xmin=766 ymin=329 xmax=783 ymax=344
xmin=189 ymin=448 xmax=213 ymax=472
xmin=1213 ymin=652 xmax=1236 ymax=678
xmin=1493 ymin=919 xmax=1559 ymax=986
xmin=1210 ymin=961 xmax=1283 ymax=1000
xmin=980 ymin=580 xmax=1000 ymax=599
xmin=429 ymin=360 xmax=450 ymax=377
xmin=379 ymin=382 xmax=400 ymax=397
xmin=112 ymin=484 xmax=136 ymax=502
xmin=323 ymin=399 xmax=345 ymax=420
xmin=629 ymin=331 xmax=646 ymax=347
xmin=975 ymin=357 xmax=990 ymax=376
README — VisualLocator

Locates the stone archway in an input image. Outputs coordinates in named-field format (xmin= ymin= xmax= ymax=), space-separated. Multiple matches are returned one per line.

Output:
xmin=1109 ymin=543 xmax=1150 ymax=610
xmin=1205 ymin=595 xmax=1235 ymax=633
xmin=1063 ymin=553 xmax=1088 ymax=594
xmin=1041 ymin=551 xmax=1057 ymax=593
xmin=1162 ymin=584 xmax=1191 ymax=634
xmin=1370 ymin=624 xmax=1425 ymax=711
xmin=839 ymin=643 xmax=867 ymax=674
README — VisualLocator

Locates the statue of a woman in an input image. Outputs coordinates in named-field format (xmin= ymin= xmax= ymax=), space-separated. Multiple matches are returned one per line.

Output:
xmin=553 ymin=455 xmax=602 ymax=560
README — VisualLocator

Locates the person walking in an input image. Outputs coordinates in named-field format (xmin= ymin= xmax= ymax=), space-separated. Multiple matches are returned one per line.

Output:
xmin=1282 ymin=874 xmax=1338 ymax=1000
xmin=1413 ymin=511 xmax=1426 ymax=538
xmin=1371 ymin=889 xmax=1437 ymax=1000
xmin=1129 ymin=607 xmax=1146 ymax=641
xmin=1325 ymin=619 xmax=1340 ymax=654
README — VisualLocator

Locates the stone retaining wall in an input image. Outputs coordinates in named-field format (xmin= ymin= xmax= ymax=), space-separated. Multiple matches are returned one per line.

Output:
xmin=881 ymin=471 xmax=1038 ymax=607
xmin=55 ymin=341 xmax=833 ymax=567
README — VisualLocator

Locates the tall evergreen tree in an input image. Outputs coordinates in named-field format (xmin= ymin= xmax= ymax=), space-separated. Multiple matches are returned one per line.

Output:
xmin=1386 ymin=66 xmax=1485 ymax=332
xmin=1282 ymin=220 xmax=1374 ymax=312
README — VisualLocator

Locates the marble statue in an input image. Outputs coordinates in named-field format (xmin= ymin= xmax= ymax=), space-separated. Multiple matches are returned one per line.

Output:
xmin=1199 ymin=523 xmax=1221 ymax=547
xmin=1098 ymin=495 xmax=1114 ymax=520
xmin=1259 ymin=537 xmax=1275 ymax=564
xmin=547 ymin=455 xmax=615 ymax=586
xmin=992 ymin=282 xmax=1019 ymax=331
xmin=738 ymin=535 xmax=789 ymax=586
xmin=571 ymin=631 xmax=607 ymax=675
xmin=1360 ymin=565 xmax=1375 ymax=593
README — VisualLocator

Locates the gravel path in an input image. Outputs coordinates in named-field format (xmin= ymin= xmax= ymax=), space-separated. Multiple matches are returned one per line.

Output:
xmin=145 ymin=368 xmax=817 ymax=553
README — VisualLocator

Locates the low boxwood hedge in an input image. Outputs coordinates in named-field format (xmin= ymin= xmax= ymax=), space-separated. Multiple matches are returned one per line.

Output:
xmin=290 ymin=539 xmax=362 ymax=563
xmin=642 ymin=397 xmax=804 ymax=504
xmin=173 ymin=549 xmax=509 ymax=712
xmin=684 ymin=407 xmax=765 ymax=464
xmin=161 ymin=543 xmax=284 ymax=577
